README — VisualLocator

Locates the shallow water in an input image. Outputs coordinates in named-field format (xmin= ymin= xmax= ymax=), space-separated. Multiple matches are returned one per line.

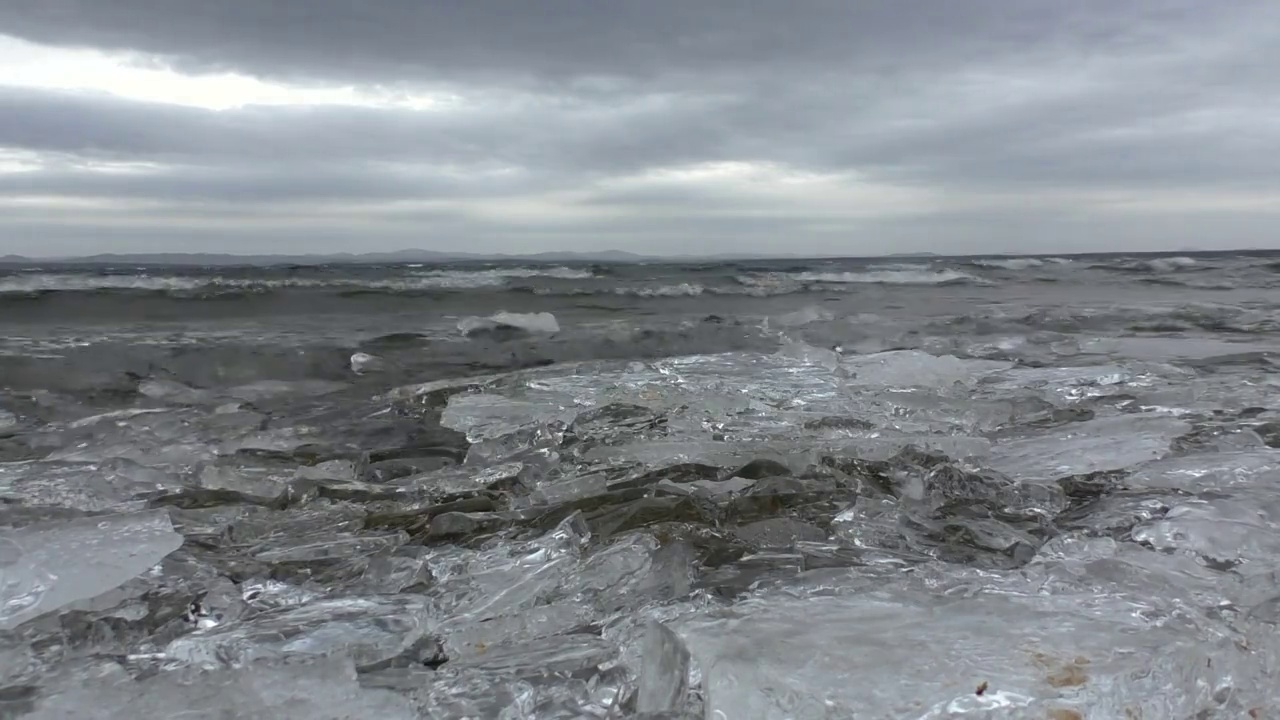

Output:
xmin=2 ymin=252 xmax=1280 ymax=718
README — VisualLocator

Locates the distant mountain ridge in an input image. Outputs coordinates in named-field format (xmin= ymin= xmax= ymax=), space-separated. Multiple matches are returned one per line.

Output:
xmin=1 ymin=247 xmax=1277 ymax=267
xmin=0 ymin=249 xmax=652 ymax=266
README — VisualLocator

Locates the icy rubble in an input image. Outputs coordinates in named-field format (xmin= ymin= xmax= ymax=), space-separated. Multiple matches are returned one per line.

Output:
xmin=166 ymin=595 xmax=438 ymax=670
xmin=5 ymin=339 xmax=1280 ymax=718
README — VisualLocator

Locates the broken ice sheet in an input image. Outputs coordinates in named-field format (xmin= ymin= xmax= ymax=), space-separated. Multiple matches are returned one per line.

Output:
xmin=429 ymin=514 xmax=591 ymax=633
xmin=0 ymin=509 xmax=183 ymax=630
xmin=165 ymin=595 xmax=437 ymax=670
xmin=0 ymin=459 xmax=177 ymax=512
xmin=195 ymin=463 xmax=291 ymax=501
xmin=636 ymin=621 xmax=692 ymax=715
xmin=442 ymin=392 xmax=580 ymax=442
xmin=385 ymin=659 xmax=629 ymax=719
xmin=27 ymin=655 xmax=415 ymax=720
xmin=839 ymin=350 xmax=1012 ymax=389
xmin=1124 ymin=450 xmax=1280 ymax=492
xmin=678 ymin=587 xmax=1269 ymax=720
xmin=1131 ymin=494 xmax=1280 ymax=567
xmin=987 ymin=414 xmax=1190 ymax=481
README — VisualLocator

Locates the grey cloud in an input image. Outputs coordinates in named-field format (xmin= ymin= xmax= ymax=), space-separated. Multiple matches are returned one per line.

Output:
xmin=2 ymin=1 xmax=1280 ymax=254
xmin=0 ymin=87 xmax=729 ymax=175
xmin=0 ymin=1 xmax=1217 ymax=85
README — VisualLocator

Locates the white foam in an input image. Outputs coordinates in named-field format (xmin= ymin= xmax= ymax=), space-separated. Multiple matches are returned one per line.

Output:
xmin=0 ymin=273 xmax=206 ymax=293
xmin=794 ymin=269 xmax=981 ymax=285
xmin=613 ymin=283 xmax=706 ymax=297
xmin=0 ymin=266 xmax=598 ymax=294
xmin=408 ymin=266 xmax=596 ymax=289
xmin=1143 ymin=256 xmax=1199 ymax=273
xmin=972 ymin=258 xmax=1045 ymax=270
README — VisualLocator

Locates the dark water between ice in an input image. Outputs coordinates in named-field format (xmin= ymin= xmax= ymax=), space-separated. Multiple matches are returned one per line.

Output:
xmin=2 ymin=252 xmax=1280 ymax=718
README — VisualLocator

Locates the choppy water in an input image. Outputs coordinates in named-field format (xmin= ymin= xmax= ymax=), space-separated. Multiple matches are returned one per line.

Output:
xmin=2 ymin=251 xmax=1280 ymax=718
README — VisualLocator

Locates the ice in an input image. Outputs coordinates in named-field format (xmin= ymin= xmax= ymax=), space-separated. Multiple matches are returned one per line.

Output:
xmin=988 ymin=414 xmax=1190 ymax=481
xmin=225 ymin=379 xmax=347 ymax=402
xmin=1131 ymin=495 xmax=1280 ymax=566
xmin=195 ymin=463 xmax=290 ymax=501
xmin=442 ymin=392 xmax=580 ymax=442
xmin=137 ymin=378 xmax=211 ymax=405
xmin=636 ymin=621 xmax=693 ymax=715
xmin=679 ymin=585 xmax=1269 ymax=719
xmin=350 ymin=351 xmax=384 ymax=374
xmin=66 ymin=407 xmax=168 ymax=430
xmin=772 ymin=305 xmax=834 ymax=327
xmin=14 ymin=266 xmax=1280 ymax=718
xmin=0 ymin=509 xmax=182 ymax=630
xmin=437 ymin=349 xmax=1016 ymax=463
xmin=164 ymin=595 xmax=438 ymax=670
xmin=0 ymin=408 xmax=16 ymax=431
xmin=458 ymin=310 xmax=561 ymax=335
xmin=0 ymin=459 xmax=177 ymax=511
xmin=841 ymin=350 xmax=1011 ymax=389
xmin=1124 ymin=450 xmax=1280 ymax=492
xmin=26 ymin=655 xmax=416 ymax=720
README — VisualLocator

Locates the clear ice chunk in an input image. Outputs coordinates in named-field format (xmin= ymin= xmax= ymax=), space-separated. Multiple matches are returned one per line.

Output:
xmin=1131 ymin=495 xmax=1280 ymax=566
xmin=442 ymin=392 xmax=579 ymax=442
xmin=635 ymin=621 xmax=692 ymax=715
xmin=840 ymin=350 xmax=1011 ymax=389
xmin=0 ymin=459 xmax=177 ymax=512
xmin=137 ymin=378 xmax=211 ymax=405
xmin=1125 ymin=450 xmax=1280 ymax=492
xmin=26 ymin=655 xmax=416 ymax=720
xmin=987 ymin=414 xmax=1190 ymax=480
xmin=164 ymin=595 xmax=436 ymax=670
xmin=0 ymin=509 xmax=183 ymax=630
xmin=458 ymin=310 xmax=561 ymax=335
xmin=680 ymin=586 xmax=1268 ymax=719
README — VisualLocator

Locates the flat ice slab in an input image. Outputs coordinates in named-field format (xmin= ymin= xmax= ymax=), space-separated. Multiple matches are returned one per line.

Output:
xmin=0 ymin=509 xmax=183 ymax=630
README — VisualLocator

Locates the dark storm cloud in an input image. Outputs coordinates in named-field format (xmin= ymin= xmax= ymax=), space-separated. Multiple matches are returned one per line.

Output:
xmin=1 ymin=0 xmax=1279 ymax=254
xmin=0 ymin=0 xmax=1232 ymax=85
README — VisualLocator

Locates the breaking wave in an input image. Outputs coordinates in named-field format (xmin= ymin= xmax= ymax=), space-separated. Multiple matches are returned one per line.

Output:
xmin=0 ymin=267 xmax=599 ymax=296
xmin=790 ymin=269 xmax=980 ymax=284
xmin=969 ymin=257 xmax=1073 ymax=271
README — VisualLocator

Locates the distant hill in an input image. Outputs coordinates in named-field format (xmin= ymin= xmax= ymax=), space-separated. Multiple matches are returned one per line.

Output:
xmin=0 ymin=249 xmax=651 ymax=266
xmin=2 ymin=247 xmax=1277 ymax=267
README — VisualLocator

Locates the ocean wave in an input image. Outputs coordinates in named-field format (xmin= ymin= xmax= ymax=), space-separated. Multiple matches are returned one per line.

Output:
xmin=0 ymin=266 xmax=599 ymax=295
xmin=0 ymin=274 xmax=208 ymax=294
xmin=969 ymin=257 xmax=1072 ymax=270
xmin=615 ymin=283 xmax=708 ymax=297
xmin=788 ymin=269 xmax=983 ymax=285
xmin=1096 ymin=256 xmax=1203 ymax=274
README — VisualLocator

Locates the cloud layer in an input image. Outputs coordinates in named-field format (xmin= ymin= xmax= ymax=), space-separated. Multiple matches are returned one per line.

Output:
xmin=1 ymin=0 xmax=1278 ymax=256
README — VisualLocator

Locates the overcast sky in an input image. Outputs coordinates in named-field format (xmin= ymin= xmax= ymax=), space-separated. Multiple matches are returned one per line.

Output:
xmin=1 ymin=1 xmax=1278 ymax=257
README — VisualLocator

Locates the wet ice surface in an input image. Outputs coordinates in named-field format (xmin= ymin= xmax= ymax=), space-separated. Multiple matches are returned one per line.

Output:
xmin=2 ymin=259 xmax=1280 ymax=718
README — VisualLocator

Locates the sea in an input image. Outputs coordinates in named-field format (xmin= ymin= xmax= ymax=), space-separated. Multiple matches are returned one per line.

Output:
xmin=1 ymin=251 xmax=1279 ymax=718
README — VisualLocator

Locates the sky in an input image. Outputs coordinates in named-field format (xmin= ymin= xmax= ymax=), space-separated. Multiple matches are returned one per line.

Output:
xmin=1 ymin=1 xmax=1278 ymax=258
